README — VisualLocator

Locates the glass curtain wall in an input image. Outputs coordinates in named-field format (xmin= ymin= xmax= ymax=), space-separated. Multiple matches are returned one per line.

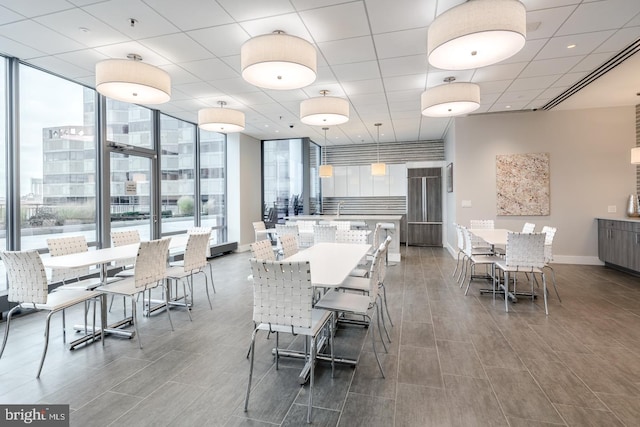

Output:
xmin=200 ymin=130 xmax=226 ymax=243
xmin=160 ymin=114 xmax=196 ymax=235
xmin=0 ymin=59 xmax=5 ymax=290
xmin=18 ymin=66 xmax=97 ymax=251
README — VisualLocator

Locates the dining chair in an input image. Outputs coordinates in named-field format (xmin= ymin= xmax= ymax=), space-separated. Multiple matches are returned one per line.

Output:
xmin=109 ymin=229 xmax=141 ymax=312
xmin=313 ymin=224 xmax=337 ymax=244
xmin=250 ymin=239 xmax=276 ymax=261
xmin=335 ymin=229 xmax=369 ymax=244
xmin=278 ymin=234 xmax=299 ymax=259
xmin=522 ymin=222 xmax=536 ymax=233
xmin=252 ymin=221 xmax=269 ymax=243
xmin=494 ymin=232 xmax=549 ymax=314
xmin=296 ymin=220 xmax=316 ymax=248
xmin=275 ymin=224 xmax=300 ymax=251
xmin=245 ymin=258 xmax=332 ymax=424
xmin=187 ymin=226 xmax=216 ymax=294
xmin=329 ymin=220 xmax=351 ymax=231
xmin=314 ymin=243 xmax=387 ymax=379
xmin=452 ymin=224 xmax=466 ymax=280
xmin=461 ymin=227 xmax=501 ymax=295
xmin=0 ymin=250 xmax=103 ymax=378
xmin=166 ymin=231 xmax=213 ymax=316
xmin=541 ymin=225 xmax=561 ymax=302
xmin=46 ymin=235 xmax=102 ymax=290
xmin=469 ymin=219 xmax=495 ymax=254
xmin=96 ymin=238 xmax=172 ymax=348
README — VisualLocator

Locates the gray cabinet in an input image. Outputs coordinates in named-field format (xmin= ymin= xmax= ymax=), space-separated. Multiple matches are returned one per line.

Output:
xmin=407 ymin=168 xmax=442 ymax=246
xmin=597 ymin=219 xmax=640 ymax=273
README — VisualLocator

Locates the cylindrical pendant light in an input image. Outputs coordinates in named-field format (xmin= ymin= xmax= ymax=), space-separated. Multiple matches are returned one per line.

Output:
xmin=198 ymin=101 xmax=245 ymax=133
xmin=300 ymin=90 xmax=349 ymax=126
xmin=241 ymin=30 xmax=317 ymax=90
xmin=371 ymin=123 xmax=386 ymax=176
xmin=421 ymin=77 xmax=480 ymax=117
xmin=428 ymin=0 xmax=526 ymax=70
xmin=632 ymin=147 xmax=640 ymax=164
xmin=319 ymin=127 xmax=333 ymax=178
xmin=95 ymin=54 xmax=171 ymax=104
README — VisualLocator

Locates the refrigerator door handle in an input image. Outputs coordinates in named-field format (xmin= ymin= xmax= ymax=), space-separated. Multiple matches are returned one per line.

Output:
xmin=422 ymin=177 xmax=427 ymax=221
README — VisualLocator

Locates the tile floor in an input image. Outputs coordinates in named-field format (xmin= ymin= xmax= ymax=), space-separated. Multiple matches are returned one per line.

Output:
xmin=1 ymin=246 xmax=640 ymax=426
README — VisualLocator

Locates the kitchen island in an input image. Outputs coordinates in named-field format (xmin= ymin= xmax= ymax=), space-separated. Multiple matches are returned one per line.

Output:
xmin=286 ymin=214 xmax=402 ymax=262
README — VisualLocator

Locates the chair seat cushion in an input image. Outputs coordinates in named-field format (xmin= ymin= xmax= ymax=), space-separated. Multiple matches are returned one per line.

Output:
xmin=35 ymin=289 xmax=102 ymax=311
xmin=256 ymin=308 xmax=331 ymax=337
xmin=314 ymin=290 xmax=370 ymax=315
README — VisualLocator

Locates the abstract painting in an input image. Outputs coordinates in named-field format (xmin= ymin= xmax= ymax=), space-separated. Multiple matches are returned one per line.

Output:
xmin=496 ymin=153 xmax=550 ymax=216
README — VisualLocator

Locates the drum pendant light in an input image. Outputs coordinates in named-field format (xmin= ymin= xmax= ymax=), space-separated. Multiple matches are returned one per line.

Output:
xmin=371 ymin=123 xmax=386 ymax=176
xmin=198 ymin=101 xmax=245 ymax=133
xmin=241 ymin=30 xmax=317 ymax=90
xmin=300 ymin=90 xmax=349 ymax=126
xmin=632 ymin=147 xmax=640 ymax=164
xmin=421 ymin=77 xmax=480 ymax=117
xmin=319 ymin=127 xmax=333 ymax=178
xmin=427 ymin=0 xmax=526 ymax=70
xmin=95 ymin=54 xmax=171 ymax=104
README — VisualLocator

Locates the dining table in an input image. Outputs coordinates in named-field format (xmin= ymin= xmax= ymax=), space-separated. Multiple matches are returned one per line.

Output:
xmin=41 ymin=233 xmax=197 ymax=350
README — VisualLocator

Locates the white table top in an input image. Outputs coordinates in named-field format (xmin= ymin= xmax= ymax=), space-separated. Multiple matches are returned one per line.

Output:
xmin=469 ymin=228 xmax=510 ymax=246
xmin=285 ymin=242 xmax=370 ymax=288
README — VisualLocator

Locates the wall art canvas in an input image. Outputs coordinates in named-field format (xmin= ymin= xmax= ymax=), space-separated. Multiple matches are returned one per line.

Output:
xmin=496 ymin=153 xmax=550 ymax=216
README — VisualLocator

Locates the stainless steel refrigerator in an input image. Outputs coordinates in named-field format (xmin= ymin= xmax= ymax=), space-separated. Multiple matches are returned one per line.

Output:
xmin=407 ymin=167 xmax=442 ymax=246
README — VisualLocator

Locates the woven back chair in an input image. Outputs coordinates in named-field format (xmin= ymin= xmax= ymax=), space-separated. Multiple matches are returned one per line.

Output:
xmin=335 ymin=229 xmax=369 ymax=244
xmin=541 ymin=225 xmax=561 ymax=302
xmin=313 ymin=224 xmax=337 ymax=244
xmin=279 ymin=234 xmax=299 ymax=259
xmin=111 ymin=229 xmax=140 ymax=270
xmin=133 ymin=239 xmax=171 ymax=290
xmin=522 ymin=222 xmax=536 ymax=233
xmin=250 ymin=239 xmax=276 ymax=261
xmin=275 ymin=223 xmax=299 ymax=246
xmin=47 ymin=235 xmax=91 ymax=284
xmin=329 ymin=220 xmax=351 ymax=231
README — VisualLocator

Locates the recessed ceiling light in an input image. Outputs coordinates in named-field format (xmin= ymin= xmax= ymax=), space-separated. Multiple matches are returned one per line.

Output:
xmin=79 ymin=27 xmax=90 ymax=33
xmin=567 ymin=44 xmax=576 ymax=49
xmin=505 ymin=105 xmax=512 ymax=109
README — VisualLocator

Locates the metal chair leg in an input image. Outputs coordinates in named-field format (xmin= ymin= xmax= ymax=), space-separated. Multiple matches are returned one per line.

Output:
xmin=37 ymin=312 xmax=55 ymax=378
xmin=366 ymin=313 xmax=385 ymax=378
xmin=0 ymin=306 xmax=20 ymax=359
xmin=244 ymin=328 xmax=258 ymax=413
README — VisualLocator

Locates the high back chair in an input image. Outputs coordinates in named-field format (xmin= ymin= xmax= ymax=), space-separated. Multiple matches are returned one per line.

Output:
xmin=0 ymin=250 xmax=102 ymax=378
xmin=245 ymin=259 xmax=332 ymax=423
xmin=275 ymin=224 xmax=300 ymax=249
xmin=166 ymin=231 xmax=213 ymax=316
xmin=96 ymin=238 xmax=172 ymax=348
xmin=452 ymin=224 xmax=466 ymax=279
xmin=541 ymin=226 xmax=561 ymax=302
xmin=329 ymin=220 xmax=351 ymax=231
xmin=252 ymin=221 xmax=269 ymax=242
xmin=296 ymin=220 xmax=316 ymax=248
xmin=278 ymin=234 xmax=299 ymax=259
xmin=250 ymin=239 xmax=276 ymax=261
xmin=494 ymin=232 xmax=549 ymax=314
xmin=313 ymin=224 xmax=337 ymax=244
xmin=47 ymin=235 xmax=101 ymax=289
xmin=522 ymin=222 xmax=536 ymax=233
xmin=188 ymin=226 xmax=216 ymax=294
xmin=111 ymin=229 xmax=141 ymax=276
xmin=335 ymin=229 xmax=369 ymax=244
xmin=468 ymin=220 xmax=496 ymax=255
xmin=461 ymin=227 xmax=501 ymax=295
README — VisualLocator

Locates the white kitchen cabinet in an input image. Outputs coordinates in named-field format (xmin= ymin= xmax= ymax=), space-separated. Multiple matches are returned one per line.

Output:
xmin=372 ymin=171 xmax=389 ymax=196
xmin=389 ymin=163 xmax=407 ymax=196
xmin=347 ymin=165 xmax=360 ymax=196
xmin=359 ymin=165 xmax=373 ymax=196
xmin=333 ymin=166 xmax=348 ymax=197
xmin=321 ymin=174 xmax=334 ymax=197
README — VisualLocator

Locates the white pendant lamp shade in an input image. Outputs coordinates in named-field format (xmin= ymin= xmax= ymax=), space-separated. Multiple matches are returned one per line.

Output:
xmin=319 ymin=164 xmax=334 ymax=178
xmin=427 ymin=0 xmax=526 ymax=70
xmin=371 ymin=123 xmax=386 ymax=176
xmin=95 ymin=56 xmax=171 ymax=104
xmin=319 ymin=127 xmax=333 ymax=178
xmin=198 ymin=101 xmax=245 ymax=133
xmin=241 ymin=31 xmax=317 ymax=90
xmin=300 ymin=93 xmax=349 ymax=126
xmin=632 ymin=147 xmax=640 ymax=164
xmin=421 ymin=81 xmax=480 ymax=117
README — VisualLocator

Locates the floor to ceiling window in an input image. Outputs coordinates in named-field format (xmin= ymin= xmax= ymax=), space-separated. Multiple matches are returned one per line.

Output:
xmin=18 ymin=65 xmax=97 ymax=251
xmin=0 ymin=59 xmax=6 ymax=291
xmin=200 ymin=130 xmax=226 ymax=243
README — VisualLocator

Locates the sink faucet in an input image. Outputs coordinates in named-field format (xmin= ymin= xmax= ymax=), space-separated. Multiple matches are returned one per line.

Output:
xmin=337 ymin=201 xmax=344 ymax=217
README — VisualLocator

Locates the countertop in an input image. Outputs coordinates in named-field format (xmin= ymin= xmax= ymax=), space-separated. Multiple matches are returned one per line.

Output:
xmin=286 ymin=214 xmax=403 ymax=221
xmin=596 ymin=217 xmax=640 ymax=223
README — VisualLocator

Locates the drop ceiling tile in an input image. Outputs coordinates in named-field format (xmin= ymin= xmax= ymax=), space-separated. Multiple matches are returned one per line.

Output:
xmin=374 ymin=28 xmax=427 ymax=60
xmin=34 ymin=8 xmax=128 ymax=48
xmin=317 ymin=36 xmax=376 ymax=65
xmin=179 ymin=58 xmax=237 ymax=81
xmin=291 ymin=0 xmax=348 ymax=10
xmin=388 ymin=99 xmax=420 ymax=113
xmin=187 ymin=24 xmax=249 ymax=58
xmin=302 ymin=82 xmax=345 ymax=97
xmin=173 ymin=81 xmax=222 ymax=98
xmin=488 ymin=101 xmax=530 ymax=112
xmin=391 ymin=109 xmax=420 ymax=119
xmin=0 ymin=0 xmax=75 ymax=17
xmin=209 ymin=77 xmax=260 ymax=95
xmin=477 ymin=80 xmax=512 ymax=94
xmin=216 ymin=0 xmax=294 ymax=22
xmin=156 ymin=64 xmax=200 ymax=85
xmin=508 ymin=75 xmax=561 ymax=91
xmin=472 ymin=62 xmax=528 ymax=82
xmin=570 ymin=52 xmax=615 ymax=73
xmin=139 ymin=33 xmax=212 ymax=63
xmin=538 ymin=86 xmax=569 ymax=100
xmin=556 ymin=0 xmax=640 ymax=36
xmin=331 ymin=61 xmax=381 ymax=82
xmin=300 ymin=2 xmax=370 ymax=43
xmin=28 ymin=55 xmax=90 ymax=78
xmin=500 ymin=39 xmax=546 ymax=64
xmin=595 ymin=26 xmax=640 ymax=54
xmin=349 ymin=92 xmax=388 ymax=107
xmin=0 ymin=5 xmax=24 ymax=24
xmin=233 ymin=91 xmax=275 ymax=106
xmin=384 ymin=74 xmax=426 ymax=92
xmin=166 ymin=87 xmax=191 ymax=101
xmin=312 ymin=66 xmax=338 ymax=85
xmin=0 ymin=20 xmax=85 ymax=54
xmin=419 ymin=119 xmax=448 ymax=141
xmin=386 ymin=89 xmax=423 ymax=103
xmin=219 ymin=55 xmax=241 ymax=72
xmin=520 ymin=56 xmax=583 ymax=78
xmin=263 ymin=89 xmax=307 ymax=102
xmin=143 ymin=0 xmax=233 ymax=31
xmin=342 ymin=79 xmax=385 ymax=96
xmin=83 ymin=0 xmax=180 ymax=39
xmin=520 ymin=0 xmax=581 ymax=11
xmin=0 ymin=34 xmax=46 ymax=59
xmin=535 ymin=31 xmax=616 ymax=59
xmin=366 ymin=0 xmax=434 ymax=34
xmin=379 ymin=55 xmax=428 ymax=78
xmin=496 ymin=89 xmax=543 ymax=103
xmin=239 ymin=13 xmax=312 ymax=40
xmin=552 ymin=71 xmax=589 ymax=87
xmin=426 ymin=69 xmax=474 ymax=87
xmin=95 ymin=41 xmax=171 ymax=65
xmin=524 ymin=6 xmax=575 ymax=40
xmin=55 ymin=49 xmax=109 ymax=72
xmin=197 ymin=95 xmax=244 ymax=109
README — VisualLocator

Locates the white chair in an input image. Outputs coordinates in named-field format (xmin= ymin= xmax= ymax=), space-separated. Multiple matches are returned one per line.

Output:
xmin=46 ymin=236 xmax=102 ymax=290
xmin=335 ymin=229 xmax=369 ymax=244
xmin=522 ymin=222 xmax=536 ymax=233
xmin=469 ymin=219 xmax=495 ymax=254
xmin=0 ymin=250 xmax=102 ymax=378
xmin=96 ymin=238 xmax=172 ymax=348
xmin=329 ymin=220 xmax=351 ymax=231
xmin=250 ymin=239 xmax=276 ymax=261
xmin=452 ymin=224 xmax=466 ymax=280
xmin=494 ymin=232 xmax=549 ymax=315
xmin=166 ymin=231 xmax=213 ymax=316
xmin=461 ymin=227 xmax=501 ymax=295
xmin=314 ymin=244 xmax=387 ymax=379
xmin=245 ymin=259 xmax=332 ymax=424
xmin=541 ymin=225 xmax=561 ymax=302
xmin=296 ymin=220 xmax=316 ymax=248
xmin=252 ymin=221 xmax=271 ymax=243
xmin=111 ymin=229 xmax=141 ymax=277
xmin=470 ymin=219 xmax=494 ymax=229
xmin=278 ymin=234 xmax=299 ymax=259
xmin=188 ymin=226 xmax=216 ymax=294
xmin=275 ymin=223 xmax=300 ymax=249
xmin=313 ymin=224 xmax=337 ymax=244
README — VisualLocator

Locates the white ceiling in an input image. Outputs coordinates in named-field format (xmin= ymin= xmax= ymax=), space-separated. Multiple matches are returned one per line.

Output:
xmin=0 ymin=0 xmax=638 ymax=146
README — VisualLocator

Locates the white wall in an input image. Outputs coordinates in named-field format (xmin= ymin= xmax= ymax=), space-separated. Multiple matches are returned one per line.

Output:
xmin=450 ymin=106 xmax=636 ymax=264
xmin=227 ymin=133 xmax=262 ymax=252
